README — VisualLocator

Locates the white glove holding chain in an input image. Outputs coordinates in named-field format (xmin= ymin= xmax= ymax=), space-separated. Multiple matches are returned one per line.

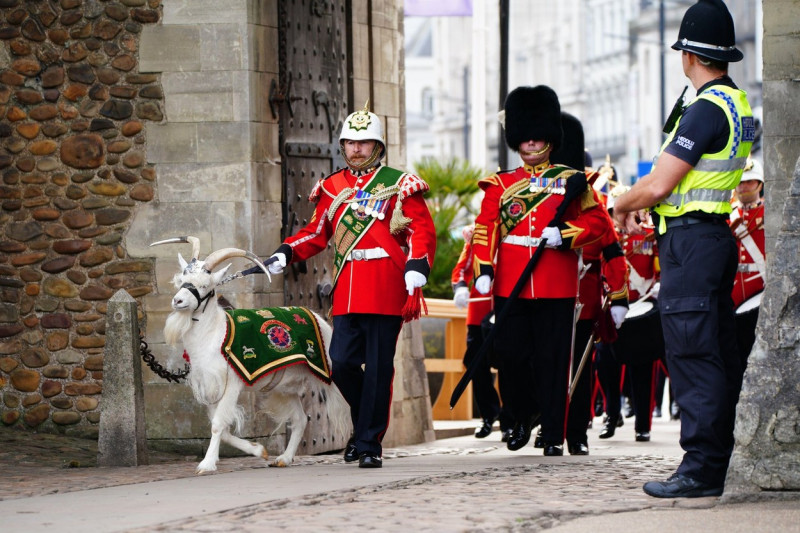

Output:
xmin=404 ymin=271 xmax=427 ymax=295
xmin=541 ymin=226 xmax=562 ymax=248
xmin=611 ymin=305 xmax=628 ymax=329
xmin=267 ymin=253 xmax=287 ymax=275
xmin=453 ymin=286 xmax=470 ymax=309
xmin=475 ymin=275 xmax=492 ymax=295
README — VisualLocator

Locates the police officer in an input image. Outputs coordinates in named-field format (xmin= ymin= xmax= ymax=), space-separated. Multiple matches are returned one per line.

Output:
xmin=267 ymin=105 xmax=437 ymax=469
xmin=613 ymin=0 xmax=755 ymax=497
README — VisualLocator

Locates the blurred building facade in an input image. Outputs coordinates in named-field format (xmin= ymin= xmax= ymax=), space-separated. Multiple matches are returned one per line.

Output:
xmin=405 ymin=0 xmax=763 ymax=183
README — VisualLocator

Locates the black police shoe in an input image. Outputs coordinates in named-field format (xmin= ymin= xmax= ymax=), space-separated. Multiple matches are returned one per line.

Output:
xmin=567 ymin=441 xmax=589 ymax=455
xmin=343 ymin=438 xmax=358 ymax=463
xmin=635 ymin=431 xmax=651 ymax=442
xmin=643 ymin=474 xmax=722 ymax=498
xmin=475 ymin=418 xmax=494 ymax=439
xmin=358 ymin=452 xmax=383 ymax=468
xmin=506 ymin=422 xmax=533 ymax=451
xmin=543 ymin=444 xmax=564 ymax=456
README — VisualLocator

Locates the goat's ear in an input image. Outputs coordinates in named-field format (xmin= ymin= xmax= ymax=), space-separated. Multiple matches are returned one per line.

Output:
xmin=211 ymin=263 xmax=232 ymax=286
xmin=178 ymin=253 xmax=188 ymax=271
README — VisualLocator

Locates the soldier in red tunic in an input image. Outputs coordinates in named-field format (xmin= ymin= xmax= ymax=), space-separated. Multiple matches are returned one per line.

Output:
xmin=472 ymin=86 xmax=609 ymax=456
xmin=730 ymin=157 xmax=765 ymax=367
xmin=550 ymin=114 xmax=629 ymax=455
xmin=452 ymin=225 xmax=513 ymax=441
xmin=266 ymin=106 xmax=437 ymax=468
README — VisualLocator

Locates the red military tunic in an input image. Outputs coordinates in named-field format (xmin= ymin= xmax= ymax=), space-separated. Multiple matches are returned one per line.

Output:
xmin=284 ymin=166 xmax=436 ymax=317
xmin=577 ymin=187 xmax=628 ymax=320
xmin=451 ymin=237 xmax=493 ymax=326
xmin=472 ymin=164 xmax=609 ymax=299
xmin=623 ymin=228 xmax=659 ymax=302
xmin=729 ymin=201 xmax=765 ymax=309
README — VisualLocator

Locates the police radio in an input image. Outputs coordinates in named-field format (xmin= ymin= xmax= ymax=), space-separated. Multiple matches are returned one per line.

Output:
xmin=662 ymin=86 xmax=688 ymax=134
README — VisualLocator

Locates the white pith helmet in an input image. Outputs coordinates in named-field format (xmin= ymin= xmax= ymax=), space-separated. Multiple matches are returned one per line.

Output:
xmin=339 ymin=101 xmax=385 ymax=148
xmin=741 ymin=157 xmax=764 ymax=183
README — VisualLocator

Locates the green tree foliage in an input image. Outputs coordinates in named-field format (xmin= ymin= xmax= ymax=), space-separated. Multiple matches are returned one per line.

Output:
xmin=415 ymin=157 xmax=484 ymax=299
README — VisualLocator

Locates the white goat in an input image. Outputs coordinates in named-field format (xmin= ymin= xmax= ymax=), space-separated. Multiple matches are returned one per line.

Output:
xmin=152 ymin=237 xmax=351 ymax=473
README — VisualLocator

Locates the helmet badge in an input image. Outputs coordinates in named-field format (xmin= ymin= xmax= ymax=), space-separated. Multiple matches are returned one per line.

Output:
xmin=347 ymin=100 xmax=372 ymax=131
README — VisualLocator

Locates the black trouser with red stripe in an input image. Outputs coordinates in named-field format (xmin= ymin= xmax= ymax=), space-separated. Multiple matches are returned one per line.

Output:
xmin=330 ymin=313 xmax=403 ymax=457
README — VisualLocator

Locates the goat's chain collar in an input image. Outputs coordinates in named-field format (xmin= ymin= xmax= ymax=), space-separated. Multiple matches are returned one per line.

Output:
xmin=140 ymin=334 xmax=189 ymax=382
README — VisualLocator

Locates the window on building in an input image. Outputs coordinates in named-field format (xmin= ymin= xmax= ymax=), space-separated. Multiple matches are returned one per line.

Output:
xmin=422 ymin=87 xmax=434 ymax=118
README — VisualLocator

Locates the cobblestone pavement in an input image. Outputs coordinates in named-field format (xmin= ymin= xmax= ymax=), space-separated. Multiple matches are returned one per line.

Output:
xmin=3 ymin=420 xmax=799 ymax=532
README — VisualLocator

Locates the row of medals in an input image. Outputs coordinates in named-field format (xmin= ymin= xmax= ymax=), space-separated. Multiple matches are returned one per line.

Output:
xmin=350 ymin=189 xmax=389 ymax=220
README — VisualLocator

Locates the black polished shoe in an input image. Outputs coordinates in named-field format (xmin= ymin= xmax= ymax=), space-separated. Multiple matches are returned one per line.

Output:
xmin=343 ymin=438 xmax=358 ymax=463
xmin=670 ymin=401 xmax=680 ymax=420
xmin=506 ymin=422 xmax=533 ymax=451
xmin=533 ymin=427 xmax=544 ymax=448
xmin=501 ymin=428 xmax=513 ymax=443
xmin=653 ymin=406 xmax=662 ymax=418
xmin=358 ymin=452 xmax=383 ymax=468
xmin=475 ymin=418 xmax=494 ymax=439
xmin=599 ymin=418 xmax=619 ymax=439
xmin=635 ymin=431 xmax=651 ymax=442
xmin=567 ymin=441 xmax=589 ymax=455
xmin=543 ymin=444 xmax=564 ymax=456
xmin=622 ymin=396 xmax=634 ymax=418
xmin=643 ymin=474 xmax=722 ymax=498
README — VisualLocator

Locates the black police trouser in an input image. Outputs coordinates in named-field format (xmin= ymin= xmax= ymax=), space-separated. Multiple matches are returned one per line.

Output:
xmin=657 ymin=219 xmax=742 ymax=487
xmin=330 ymin=313 xmax=403 ymax=457
xmin=464 ymin=324 xmax=502 ymax=424
xmin=566 ymin=319 xmax=594 ymax=444
xmin=493 ymin=296 xmax=574 ymax=445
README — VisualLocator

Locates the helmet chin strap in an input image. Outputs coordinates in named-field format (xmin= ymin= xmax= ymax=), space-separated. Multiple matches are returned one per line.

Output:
xmin=342 ymin=142 xmax=384 ymax=171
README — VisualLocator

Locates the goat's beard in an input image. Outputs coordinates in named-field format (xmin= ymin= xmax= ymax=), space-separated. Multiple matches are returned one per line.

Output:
xmin=164 ymin=310 xmax=193 ymax=346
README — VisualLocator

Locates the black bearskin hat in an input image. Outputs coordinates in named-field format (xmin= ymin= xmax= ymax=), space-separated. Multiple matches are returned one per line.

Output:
xmin=549 ymin=112 xmax=584 ymax=170
xmin=671 ymin=0 xmax=742 ymax=63
xmin=503 ymin=85 xmax=563 ymax=152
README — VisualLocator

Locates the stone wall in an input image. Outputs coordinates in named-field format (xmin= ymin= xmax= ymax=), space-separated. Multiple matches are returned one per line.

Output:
xmin=0 ymin=0 xmax=163 ymax=436
xmin=724 ymin=0 xmax=800 ymax=498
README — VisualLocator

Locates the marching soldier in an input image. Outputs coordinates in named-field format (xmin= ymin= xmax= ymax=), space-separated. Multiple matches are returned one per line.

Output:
xmin=551 ymin=115 xmax=629 ymax=455
xmin=452 ymin=225 xmax=513 ymax=441
xmin=472 ymin=86 xmax=609 ymax=456
xmin=266 ymin=105 xmax=437 ymax=469
xmin=730 ymin=156 xmax=765 ymax=367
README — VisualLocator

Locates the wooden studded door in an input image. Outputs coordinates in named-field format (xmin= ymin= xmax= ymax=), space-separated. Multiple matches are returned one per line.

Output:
xmin=273 ymin=0 xmax=353 ymax=455
xmin=275 ymin=0 xmax=351 ymax=317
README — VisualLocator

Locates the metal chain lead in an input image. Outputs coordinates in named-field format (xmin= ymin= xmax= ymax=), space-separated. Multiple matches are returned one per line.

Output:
xmin=140 ymin=335 xmax=190 ymax=382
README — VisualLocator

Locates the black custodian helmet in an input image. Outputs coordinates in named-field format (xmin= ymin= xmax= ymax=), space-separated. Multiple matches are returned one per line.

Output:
xmin=671 ymin=0 xmax=743 ymax=63
xmin=503 ymin=85 xmax=563 ymax=152
xmin=549 ymin=112 xmax=584 ymax=171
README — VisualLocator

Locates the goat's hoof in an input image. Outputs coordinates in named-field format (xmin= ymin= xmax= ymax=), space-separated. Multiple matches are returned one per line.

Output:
xmin=195 ymin=462 xmax=217 ymax=475
xmin=269 ymin=457 xmax=289 ymax=468
xmin=260 ymin=448 xmax=269 ymax=460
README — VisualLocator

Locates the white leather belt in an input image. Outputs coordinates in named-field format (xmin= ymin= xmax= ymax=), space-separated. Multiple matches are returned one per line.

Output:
xmin=346 ymin=247 xmax=390 ymax=261
xmin=738 ymin=263 xmax=759 ymax=273
xmin=503 ymin=235 xmax=541 ymax=247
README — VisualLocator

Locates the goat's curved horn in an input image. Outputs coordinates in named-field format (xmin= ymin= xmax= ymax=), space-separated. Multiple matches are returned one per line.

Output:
xmin=203 ymin=248 xmax=270 ymax=276
xmin=149 ymin=236 xmax=201 ymax=260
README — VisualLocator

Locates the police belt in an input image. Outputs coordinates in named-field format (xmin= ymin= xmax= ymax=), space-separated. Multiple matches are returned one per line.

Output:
xmin=503 ymin=235 xmax=541 ymax=247
xmin=345 ymin=246 xmax=407 ymax=262
xmin=663 ymin=213 xmax=727 ymax=230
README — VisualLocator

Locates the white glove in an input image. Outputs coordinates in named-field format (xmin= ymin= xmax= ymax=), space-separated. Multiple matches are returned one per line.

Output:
xmin=611 ymin=305 xmax=628 ymax=329
xmin=267 ymin=252 xmax=287 ymax=275
xmin=649 ymin=281 xmax=660 ymax=300
xmin=541 ymin=226 xmax=562 ymax=248
xmin=475 ymin=275 xmax=492 ymax=295
xmin=453 ymin=286 xmax=470 ymax=309
xmin=404 ymin=270 xmax=427 ymax=295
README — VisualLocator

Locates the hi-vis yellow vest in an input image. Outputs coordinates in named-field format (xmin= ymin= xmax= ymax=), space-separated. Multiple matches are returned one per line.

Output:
xmin=654 ymin=84 xmax=755 ymax=234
